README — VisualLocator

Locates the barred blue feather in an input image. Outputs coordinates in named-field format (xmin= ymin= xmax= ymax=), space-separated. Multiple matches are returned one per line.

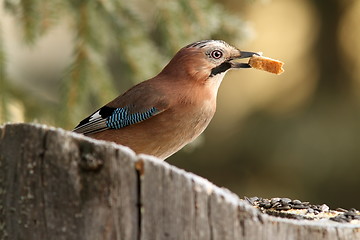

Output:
xmin=106 ymin=107 xmax=158 ymax=129
xmin=73 ymin=106 xmax=160 ymax=135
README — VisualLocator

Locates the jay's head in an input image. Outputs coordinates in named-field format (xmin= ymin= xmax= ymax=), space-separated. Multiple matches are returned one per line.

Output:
xmin=161 ymin=40 xmax=258 ymax=83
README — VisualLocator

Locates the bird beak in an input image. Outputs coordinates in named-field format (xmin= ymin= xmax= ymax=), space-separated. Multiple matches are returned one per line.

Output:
xmin=230 ymin=50 xmax=260 ymax=68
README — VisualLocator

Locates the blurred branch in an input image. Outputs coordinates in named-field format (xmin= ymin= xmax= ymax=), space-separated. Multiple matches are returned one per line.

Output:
xmin=0 ymin=23 xmax=9 ymax=123
xmin=61 ymin=1 xmax=90 ymax=127
xmin=311 ymin=0 xmax=356 ymax=100
xmin=20 ymin=0 xmax=39 ymax=43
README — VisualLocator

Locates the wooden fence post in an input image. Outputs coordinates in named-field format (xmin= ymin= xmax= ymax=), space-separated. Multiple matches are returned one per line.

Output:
xmin=0 ymin=123 xmax=359 ymax=240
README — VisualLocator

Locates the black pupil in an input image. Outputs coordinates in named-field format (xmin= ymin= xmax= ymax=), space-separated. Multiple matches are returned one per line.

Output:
xmin=212 ymin=50 xmax=222 ymax=59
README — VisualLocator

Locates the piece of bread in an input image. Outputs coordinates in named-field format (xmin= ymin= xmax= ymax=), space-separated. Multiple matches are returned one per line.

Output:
xmin=248 ymin=55 xmax=284 ymax=75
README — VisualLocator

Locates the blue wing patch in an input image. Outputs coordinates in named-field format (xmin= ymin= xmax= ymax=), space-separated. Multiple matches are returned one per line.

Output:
xmin=106 ymin=107 xmax=159 ymax=129
xmin=73 ymin=106 xmax=160 ymax=135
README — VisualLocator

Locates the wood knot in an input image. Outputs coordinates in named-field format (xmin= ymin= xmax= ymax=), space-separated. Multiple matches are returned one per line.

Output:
xmin=79 ymin=153 xmax=103 ymax=171
xmin=135 ymin=160 xmax=144 ymax=176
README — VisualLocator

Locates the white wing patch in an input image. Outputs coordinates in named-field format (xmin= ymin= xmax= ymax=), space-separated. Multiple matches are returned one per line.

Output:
xmin=89 ymin=110 xmax=101 ymax=121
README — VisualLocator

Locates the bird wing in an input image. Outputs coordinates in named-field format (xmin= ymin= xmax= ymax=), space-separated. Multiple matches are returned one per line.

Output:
xmin=72 ymin=105 xmax=164 ymax=135
xmin=73 ymin=81 xmax=169 ymax=135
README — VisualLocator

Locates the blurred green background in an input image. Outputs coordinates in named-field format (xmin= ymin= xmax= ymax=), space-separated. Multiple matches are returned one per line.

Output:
xmin=1 ymin=0 xmax=360 ymax=209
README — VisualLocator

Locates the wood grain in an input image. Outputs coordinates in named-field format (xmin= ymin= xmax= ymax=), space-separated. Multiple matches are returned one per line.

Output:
xmin=0 ymin=123 xmax=359 ymax=240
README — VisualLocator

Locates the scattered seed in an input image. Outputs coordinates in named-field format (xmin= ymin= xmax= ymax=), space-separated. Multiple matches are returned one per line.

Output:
xmin=292 ymin=200 xmax=302 ymax=205
xmin=243 ymin=196 xmax=359 ymax=223
xmin=307 ymin=208 xmax=314 ymax=214
xmin=280 ymin=198 xmax=291 ymax=205
xmin=336 ymin=208 xmax=348 ymax=212
xmin=276 ymin=205 xmax=291 ymax=211
xmin=271 ymin=198 xmax=280 ymax=205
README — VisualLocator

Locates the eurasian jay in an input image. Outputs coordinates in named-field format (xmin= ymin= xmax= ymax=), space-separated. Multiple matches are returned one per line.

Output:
xmin=73 ymin=40 xmax=258 ymax=159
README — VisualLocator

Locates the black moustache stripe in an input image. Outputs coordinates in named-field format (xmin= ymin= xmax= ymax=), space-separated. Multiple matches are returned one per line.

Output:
xmin=210 ymin=62 xmax=232 ymax=77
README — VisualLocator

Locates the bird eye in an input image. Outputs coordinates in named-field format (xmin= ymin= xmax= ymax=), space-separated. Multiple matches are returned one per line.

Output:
xmin=211 ymin=50 xmax=223 ymax=59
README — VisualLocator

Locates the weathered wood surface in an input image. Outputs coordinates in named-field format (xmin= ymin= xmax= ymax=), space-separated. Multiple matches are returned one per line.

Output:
xmin=0 ymin=123 xmax=359 ymax=240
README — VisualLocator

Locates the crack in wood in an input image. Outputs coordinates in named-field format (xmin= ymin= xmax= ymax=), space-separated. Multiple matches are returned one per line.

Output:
xmin=39 ymin=131 xmax=49 ymax=238
xmin=237 ymin=206 xmax=246 ymax=237
xmin=135 ymin=163 xmax=142 ymax=240
xmin=207 ymin=196 xmax=214 ymax=240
